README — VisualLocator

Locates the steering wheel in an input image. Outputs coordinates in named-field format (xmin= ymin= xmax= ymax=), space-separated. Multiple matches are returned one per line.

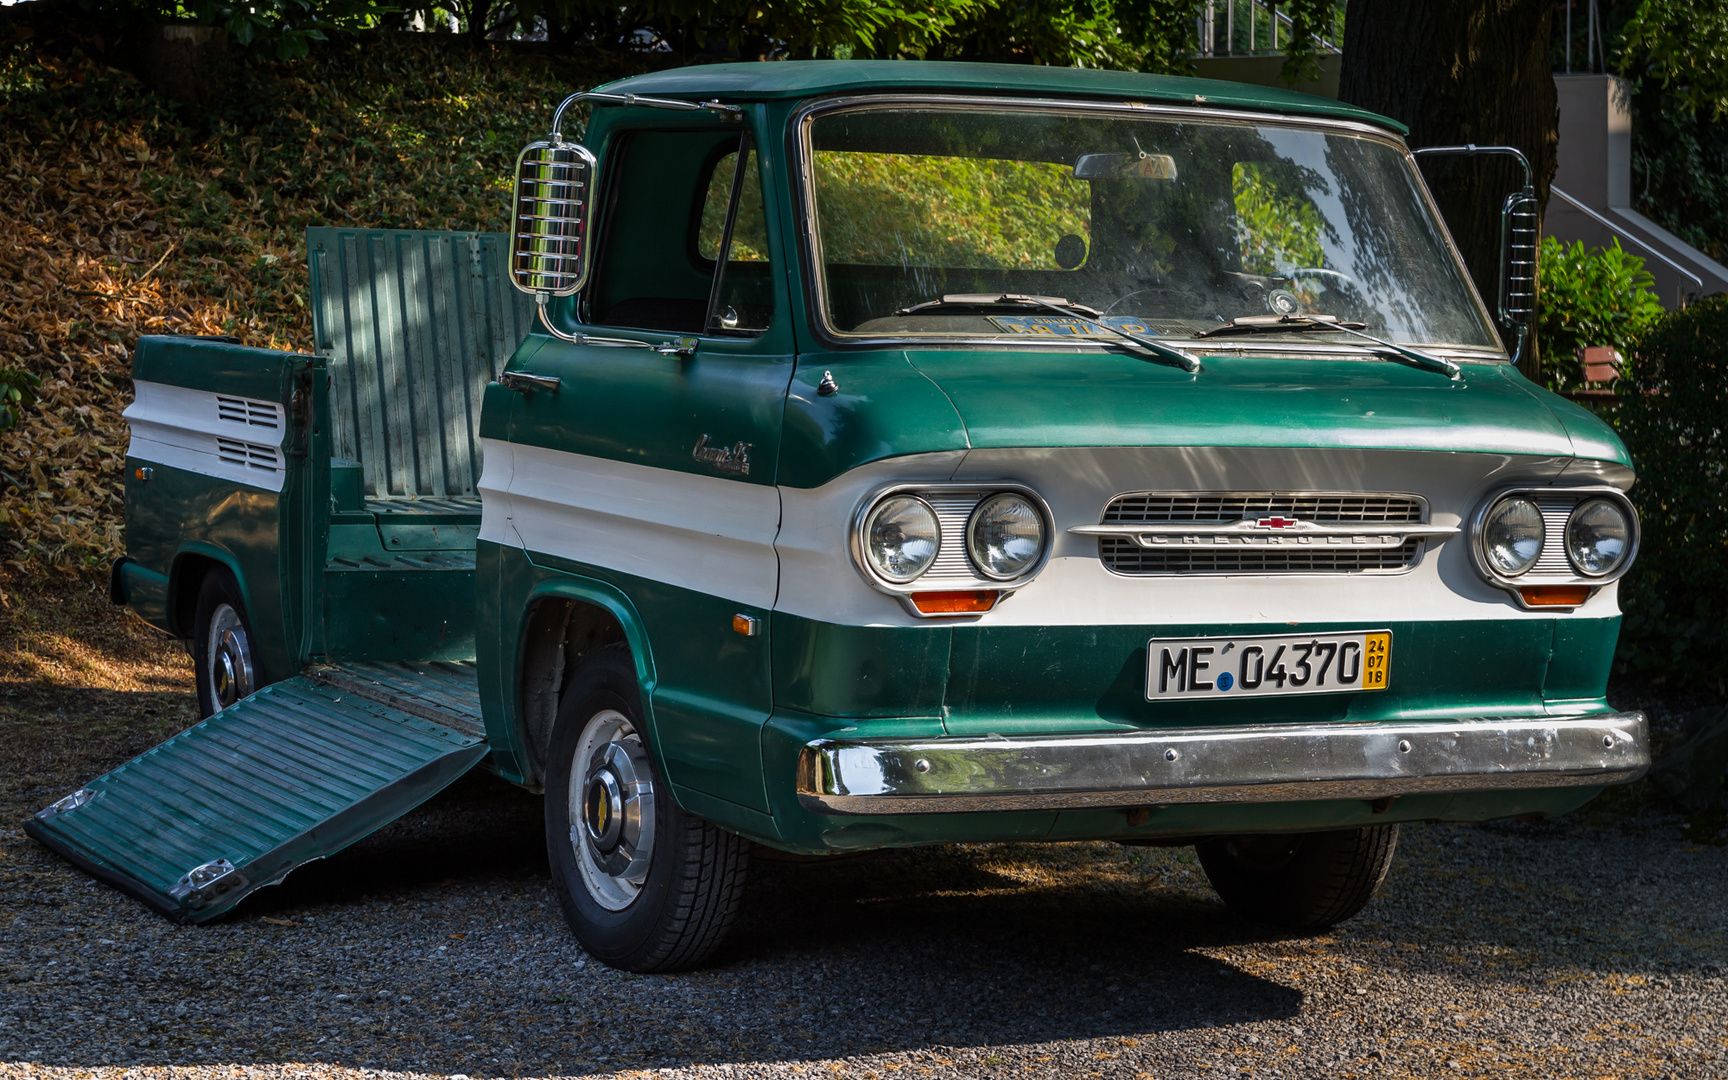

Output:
xmin=1101 ymin=286 xmax=1180 ymax=316
xmin=1279 ymin=267 xmax=1365 ymax=294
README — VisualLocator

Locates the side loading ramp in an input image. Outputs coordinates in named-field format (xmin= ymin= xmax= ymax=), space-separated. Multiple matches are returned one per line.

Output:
xmin=24 ymin=662 xmax=488 ymax=923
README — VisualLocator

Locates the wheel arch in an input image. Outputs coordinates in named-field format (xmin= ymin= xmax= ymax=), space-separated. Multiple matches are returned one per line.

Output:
xmin=166 ymin=544 xmax=251 ymax=640
xmin=514 ymin=577 xmax=659 ymax=789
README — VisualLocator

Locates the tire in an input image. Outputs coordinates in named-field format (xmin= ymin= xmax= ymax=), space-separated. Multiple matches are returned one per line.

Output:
xmin=192 ymin=568 xmax=262 ymax=719
xmin=545 ymin=644 xmax=749 ymax=972
xmin=1196 ymin=825 xmax=1399 ymax=930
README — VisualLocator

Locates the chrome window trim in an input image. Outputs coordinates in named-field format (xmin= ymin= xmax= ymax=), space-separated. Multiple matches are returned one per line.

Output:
xmin=850 ymin=481 xmax=1054 ymax=616
xmin=1077 ymin=489 xmax=1442 ymax=578
xmin=787 ymin=93 xmax=1509 ymax=361
xmin=1468 ymin=485 xmax=1640 ymax=608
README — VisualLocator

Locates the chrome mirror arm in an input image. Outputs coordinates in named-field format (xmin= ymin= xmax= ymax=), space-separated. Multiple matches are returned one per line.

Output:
xmin=535 ymin=296 xmax=698 ymax=358
xmin=550 ymin=91 xmax=742 ymax=144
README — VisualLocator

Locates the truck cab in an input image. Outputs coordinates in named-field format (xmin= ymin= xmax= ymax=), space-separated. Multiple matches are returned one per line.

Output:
xmin=35 ymin=61 xmax=1647 ymax=973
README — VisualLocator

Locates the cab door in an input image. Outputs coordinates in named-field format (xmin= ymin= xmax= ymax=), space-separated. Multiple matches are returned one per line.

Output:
xmin=501 ymin=121 xmax=792 ymax=817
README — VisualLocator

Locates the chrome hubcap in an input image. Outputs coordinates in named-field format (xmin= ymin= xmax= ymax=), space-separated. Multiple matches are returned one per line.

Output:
xmin=568 ymin=709 xmax=656 ymax=911
xmin=206 ymin=603 xmax=254 ymax=710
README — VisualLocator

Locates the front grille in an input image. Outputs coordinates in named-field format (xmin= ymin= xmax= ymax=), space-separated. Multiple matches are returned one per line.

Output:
xmin=1102 ymin=493 xmax=1423 ymax=525
xmin=1098 ymin=491 xmax=1426 ymax=576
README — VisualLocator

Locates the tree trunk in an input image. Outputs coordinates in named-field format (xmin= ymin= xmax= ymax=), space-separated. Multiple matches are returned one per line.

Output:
xmin=1338 ymin=0 xmax=1556 ymax=376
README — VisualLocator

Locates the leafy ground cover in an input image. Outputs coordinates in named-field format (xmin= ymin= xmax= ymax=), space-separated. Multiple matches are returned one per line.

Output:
xmin=0 ymin=19 xmax=641 ymax=579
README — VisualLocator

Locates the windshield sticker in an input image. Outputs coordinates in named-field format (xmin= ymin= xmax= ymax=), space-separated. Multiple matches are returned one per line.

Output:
xmin=988 ymin=315 xmax=1159 ymax=337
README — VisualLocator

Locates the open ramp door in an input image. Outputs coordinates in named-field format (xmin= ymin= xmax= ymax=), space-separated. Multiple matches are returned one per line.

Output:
xmin=24 ymin=675 xmax=487 ymax=923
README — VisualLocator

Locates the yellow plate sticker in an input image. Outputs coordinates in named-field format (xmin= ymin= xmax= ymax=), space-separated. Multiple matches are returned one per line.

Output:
xmin=1363 ymin=631 xmax=1391 ymax=689
xmin=1144 ymin=630 xmax=1393 ymax=700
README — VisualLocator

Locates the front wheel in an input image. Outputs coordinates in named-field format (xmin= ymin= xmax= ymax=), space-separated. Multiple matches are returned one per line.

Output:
xmin=545 ymin=645 xmax=749 ymax=972
xmin=1196 ymin=825 xmax=1398 ymax=929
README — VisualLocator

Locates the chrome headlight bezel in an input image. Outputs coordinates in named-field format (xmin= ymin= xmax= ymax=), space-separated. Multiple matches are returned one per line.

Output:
xmin=965 ymin=492 xmax=1048 ymax=581
xmin=1479 ymin=494 xmax=1546 ymax=578
xmin=860 ymin=494 xmax=942 ymax=584
xmin=1468 ymin=486 xmax=1640 ymax=609
xmin=1565 ymin=496 xmax=1635 ymax=578
xmin=851 ymin=482 xmax=1054 ymax=614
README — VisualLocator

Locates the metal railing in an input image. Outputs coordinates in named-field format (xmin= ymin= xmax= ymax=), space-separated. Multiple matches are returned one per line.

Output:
xmin=1195 ymin=0 xmax=1343 ymax=58
xmin=1549 ymin=186 xmax=1706 ymax=290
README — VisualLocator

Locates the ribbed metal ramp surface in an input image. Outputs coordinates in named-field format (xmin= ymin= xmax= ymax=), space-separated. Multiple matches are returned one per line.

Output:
xmin=24 ymin=677 xmax=487 ymax=924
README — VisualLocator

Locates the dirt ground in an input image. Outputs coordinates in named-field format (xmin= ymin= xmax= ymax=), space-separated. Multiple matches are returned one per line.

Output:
xmin=1 ymin=573 xmax=1725 ymax=1080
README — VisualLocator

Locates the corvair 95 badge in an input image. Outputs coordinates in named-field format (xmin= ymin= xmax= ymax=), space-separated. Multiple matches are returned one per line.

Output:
xmin=691 ymin=434 xmax=752 ymax=475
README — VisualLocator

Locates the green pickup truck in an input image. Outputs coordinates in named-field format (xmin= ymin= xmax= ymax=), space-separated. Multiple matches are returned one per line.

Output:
xmin=30 ymin=61 xmax=1649 ymax=973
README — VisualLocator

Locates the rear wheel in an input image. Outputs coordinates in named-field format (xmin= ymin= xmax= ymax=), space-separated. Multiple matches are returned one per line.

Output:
xmin=545 ymin=645 xmax=749 ymax=972
xmin=1196 ymin=825 xmax=1398 ymax=929
xmin=192 ymin=569 xmax=261 ymax=718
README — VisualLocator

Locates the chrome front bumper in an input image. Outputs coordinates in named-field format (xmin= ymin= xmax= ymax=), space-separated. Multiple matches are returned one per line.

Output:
xmin=796 ymin=712 xmax=1649 ymax=815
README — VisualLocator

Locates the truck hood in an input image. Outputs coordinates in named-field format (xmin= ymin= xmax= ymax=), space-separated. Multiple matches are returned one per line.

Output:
xmin=902 ymin=348 xmax=1627 ymax=465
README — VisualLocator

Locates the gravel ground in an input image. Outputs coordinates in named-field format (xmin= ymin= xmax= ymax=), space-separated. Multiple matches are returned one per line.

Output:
xmin=2 ymin=589 xmax=1725 ymax=1080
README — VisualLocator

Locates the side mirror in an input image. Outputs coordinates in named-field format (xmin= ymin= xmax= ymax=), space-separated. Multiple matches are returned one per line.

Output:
xmin=1497 ymin=188 xmax=1538 ymax=335
xmin=509 ymin=139 xmax=597 ymax=298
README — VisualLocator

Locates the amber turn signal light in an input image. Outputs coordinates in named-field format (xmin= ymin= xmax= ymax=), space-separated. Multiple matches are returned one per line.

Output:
xmin=910 ymin=590 xmax=999 ymax=615
xmin=1519 ymin=585 xmax=1592 ymax=607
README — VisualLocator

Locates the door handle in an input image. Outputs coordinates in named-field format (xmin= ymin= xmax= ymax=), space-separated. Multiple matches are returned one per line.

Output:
xmin=500 ymin=370 xmax=561 ymax=394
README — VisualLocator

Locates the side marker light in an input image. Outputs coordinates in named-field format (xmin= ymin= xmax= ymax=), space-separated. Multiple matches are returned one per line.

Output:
xmin=910 ymin=590 xmax=999 ymax=615
xmin=732 ymin=613 xmax=760 ymax=637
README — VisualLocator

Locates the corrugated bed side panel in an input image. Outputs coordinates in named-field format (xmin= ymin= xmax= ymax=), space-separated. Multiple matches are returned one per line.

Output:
xmin=27 ymin=678 xmax=484 ymax=919
xmin=305 ymin=228 xmax=534 ymax=502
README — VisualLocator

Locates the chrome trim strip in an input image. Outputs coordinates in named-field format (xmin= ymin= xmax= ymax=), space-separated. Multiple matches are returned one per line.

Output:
xmin=1071 ymin=522 xmax=1459 ymax=540
xmin=797 ymin=711 xmax=1649 ymax=814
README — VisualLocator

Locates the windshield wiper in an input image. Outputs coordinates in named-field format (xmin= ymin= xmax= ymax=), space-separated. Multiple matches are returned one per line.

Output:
xmin=1196 ymin=315 xmax=1461 ymax=379
xmin=896 ymin=293 xmax=1202 ymax=374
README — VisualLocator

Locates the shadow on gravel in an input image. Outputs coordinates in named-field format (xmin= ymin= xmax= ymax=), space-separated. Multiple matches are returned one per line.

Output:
xmin=241 ymin=770 xmax=551 ymax=913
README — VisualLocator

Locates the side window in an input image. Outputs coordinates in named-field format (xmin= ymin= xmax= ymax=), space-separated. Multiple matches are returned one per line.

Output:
xmin=695 ymin=143 xmax=774 ymax=334
xmin=698 ymin=149 xmax=769 ymax=263
xmin=588 ymin=130 xmax=775 ymax=337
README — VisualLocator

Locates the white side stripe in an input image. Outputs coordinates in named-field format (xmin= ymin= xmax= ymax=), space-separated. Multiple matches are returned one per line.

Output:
xmin=478 ymin=439 xmax=781 ymax=610
xmin=123 ymin=382 xmax=288 ymax=493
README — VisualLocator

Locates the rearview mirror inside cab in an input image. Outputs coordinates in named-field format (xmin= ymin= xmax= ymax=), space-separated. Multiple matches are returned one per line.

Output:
xmin=1073 ymin=152 xmax=1178 ymax=180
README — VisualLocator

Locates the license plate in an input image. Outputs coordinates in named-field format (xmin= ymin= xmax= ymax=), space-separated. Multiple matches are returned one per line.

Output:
xmin=1145 ymin=630 xmax=1390 ymax=700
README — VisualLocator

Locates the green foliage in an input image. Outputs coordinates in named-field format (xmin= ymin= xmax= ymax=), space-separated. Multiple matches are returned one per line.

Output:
xmin=1632 ymin=86 xmax=1728 ymax=265
xmin=1618 ymin=0 xmax=1728 ymax=119
xmin=1613 ymin=296 xmax=1728 ymax=691
xmin=1536 ymin=237 xmax=1665 ymax=393
xmin=813 ymin=150 xmax=1090 ymax=268
xmin=0 ymin=366 xmax=40 ymax=435
xmin=1231 ymin=162 xmax=1322 ymax=275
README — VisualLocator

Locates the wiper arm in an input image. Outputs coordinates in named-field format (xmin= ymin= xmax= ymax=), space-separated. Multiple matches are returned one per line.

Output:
xmin=1196 ymin=315 xmax=1461 ymax=379
xmin=895 ymin=293 xmax=1103 ymax=317
xmin=1012 ymin=295 xmax=1202 ymax=374
xmin=894 ymin=293 xmax=1202 ymax=374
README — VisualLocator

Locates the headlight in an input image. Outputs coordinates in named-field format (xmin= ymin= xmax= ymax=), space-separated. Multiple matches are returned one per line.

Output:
xmin=1482 ymin=496 xmax=1544 ymax=576
xmin=1566 ymin=497 xmax=1631 ymax=577
xmin=967 ymin=493 xmax=1045 ymax=580
xmin=864 ymin=495 xmax=941 ymax=582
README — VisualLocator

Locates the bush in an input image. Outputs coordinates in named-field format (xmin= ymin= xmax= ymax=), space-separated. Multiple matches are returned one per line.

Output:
xmin=1537 ymin=236 xmax=1666 ymax=394
xmin=1614 ymin=295 xmax=1728 ymax=692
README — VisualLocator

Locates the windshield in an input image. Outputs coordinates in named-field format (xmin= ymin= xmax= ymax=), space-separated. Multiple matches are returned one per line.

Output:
xmin=805 ymin=104 xmax=1502 ymax=352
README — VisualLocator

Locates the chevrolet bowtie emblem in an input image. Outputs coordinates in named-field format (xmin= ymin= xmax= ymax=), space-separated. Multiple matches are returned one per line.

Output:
xmin=1255 ymin=516 xmax=1302 ymax=530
